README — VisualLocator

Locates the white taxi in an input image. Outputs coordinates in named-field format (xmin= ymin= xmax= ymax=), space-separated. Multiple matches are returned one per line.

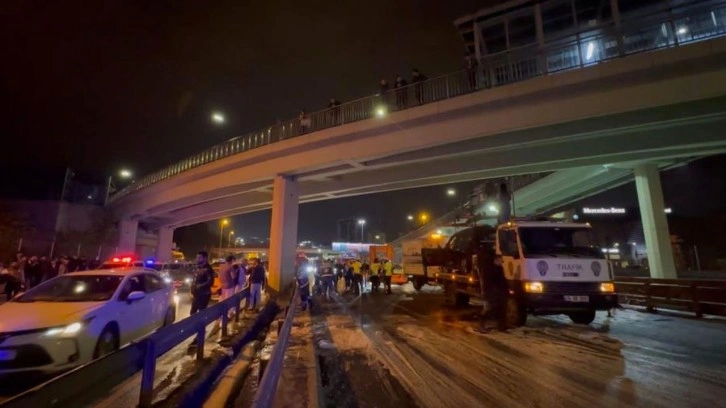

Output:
xmin=0 ymin=268 xmax=176 ymax=375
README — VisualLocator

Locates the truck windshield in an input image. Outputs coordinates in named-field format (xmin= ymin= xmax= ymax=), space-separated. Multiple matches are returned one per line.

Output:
xmin=518 ymin=227 xmax=603 ymax=258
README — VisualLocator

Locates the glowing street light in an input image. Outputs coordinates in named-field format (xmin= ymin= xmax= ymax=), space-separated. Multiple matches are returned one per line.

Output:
xmin=228 ymin=230 xmax=235 ymax=247
xmin=119 ymin=169 xmax=132 ymax=178
xmin=447 ymin=188 xmax=456 ymax=197
xmin=375 ymin=106 xmax=387 ymax=118
xmin=419 ymin=213 xmax=429 ymax=225
xmin=407 ymin=215 xmax=414 ymax=221
xmin=211 ymin=112 xmax=225 ymax=124
xmin=358 ymin=219 xmax=366 ymax=242
xmin=218 ymin=219 xmax=229 ymax=257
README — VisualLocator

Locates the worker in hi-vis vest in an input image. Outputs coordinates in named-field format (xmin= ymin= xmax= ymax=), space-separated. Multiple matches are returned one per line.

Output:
xmin=383 ymin=259 xmax=393 ymax=294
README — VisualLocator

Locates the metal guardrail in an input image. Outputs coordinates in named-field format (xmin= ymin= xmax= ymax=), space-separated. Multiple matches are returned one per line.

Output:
xmin=251 ymin=285 xmax=299 ymax=408
xmin=107 ymin=1 xmax=726 ymax=204
xmin=616 ymin=277 xmax=726 ymax=318
xmin=0 ymin=289 xmax=249 ymax=408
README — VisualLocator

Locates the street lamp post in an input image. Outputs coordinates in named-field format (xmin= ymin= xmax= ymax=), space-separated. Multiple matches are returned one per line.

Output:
xmin=104 ymin=168 xmax=133 ymax=205
xmin=419 ymin=213 xmax=429 ymax=226
xmin=228 ymin=231 xmax=234 ymax=248
xmin=218 ymin=219 xmax=228 ymax=258
xmin=358 ymin=219 xmax=366 ymax=242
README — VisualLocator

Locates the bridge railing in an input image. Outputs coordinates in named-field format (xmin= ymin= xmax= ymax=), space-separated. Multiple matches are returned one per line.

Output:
xmin=616 ymin=277 xmax=726 ymax=318
xmin=108 ymin=1 xmax=726 ymax=203
xmin=0 ymin=289 xmax=249 ymax=408
xmin=250 ymin=285 xmax=299 ymax=408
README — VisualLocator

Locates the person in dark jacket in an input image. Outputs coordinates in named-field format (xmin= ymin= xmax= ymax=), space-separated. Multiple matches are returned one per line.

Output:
xmin=394 ymin=75 xmax=408 ymax=110
xmin=296 ymin=271 xmax=311 ymax=311
xmin=190 ymin=251 xmax=214 ymax=315
xmin=477 ymin=251 xmax=508 ymax=332
xmin=248 ymin=257 xmax=266 ymax=310
xmin=411 ymin=68 xmax=427 ymax=105
xmin=189 ymin=251 xmax=214 ymax=346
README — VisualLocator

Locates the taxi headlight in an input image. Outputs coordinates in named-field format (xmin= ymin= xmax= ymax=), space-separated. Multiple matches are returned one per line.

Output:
xmin=184 ymin=277 xmax=192 ymax=284
xmin=163 ymin=277 xmax=172 ymax=284
xmin=524 ymin=281 xmax=544 ymax=293
xmin=600 ymin=282 xmax=615 ymax=293
xmin=44 ymin=320 xmax=90 ymax=337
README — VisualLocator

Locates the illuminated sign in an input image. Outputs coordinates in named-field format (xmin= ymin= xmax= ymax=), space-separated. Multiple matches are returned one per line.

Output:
xmin=331 ymin=242 xmax=377 ymax=252
xmin=581 ymin=207 xmax=672 ymax=215
xmin=583 ymin=207 xmax=626 ymax=214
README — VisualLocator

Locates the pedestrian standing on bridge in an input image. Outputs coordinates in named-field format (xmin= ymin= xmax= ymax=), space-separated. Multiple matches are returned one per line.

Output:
xmin=394 ymin=75 xmax=408 ymax=110
xmin=465 ymin=53 xmax=479 ymax=90
xmin=411 ymin=68 xmax=427 ymax=105
xmin=299 ymin=110 xmax=311 ymax=135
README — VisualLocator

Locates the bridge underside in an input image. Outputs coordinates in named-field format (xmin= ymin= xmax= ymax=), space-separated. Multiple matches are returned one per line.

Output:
xmin=392 ymin=158 xmax=692 ymax=243
xmin=137 ymin=107 xmax=726 ymax=230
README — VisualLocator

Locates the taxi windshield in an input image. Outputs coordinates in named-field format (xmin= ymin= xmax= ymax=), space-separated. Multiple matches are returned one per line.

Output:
xmin=15 ymin=275 xmax=124 ymax=302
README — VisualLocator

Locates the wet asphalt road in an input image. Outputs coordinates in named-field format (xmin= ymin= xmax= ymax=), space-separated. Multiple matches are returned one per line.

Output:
xmin=311 ymin=283 xmax=726 ymax=408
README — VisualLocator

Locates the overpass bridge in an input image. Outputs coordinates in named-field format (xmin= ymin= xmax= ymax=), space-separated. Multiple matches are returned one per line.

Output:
xmin=108 ymin=3 xmax=726 ymax=291
xmin=390 ymin=157 xmax=693 ymax=248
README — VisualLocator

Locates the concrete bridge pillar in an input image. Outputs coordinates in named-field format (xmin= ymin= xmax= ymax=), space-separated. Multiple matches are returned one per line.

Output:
xmin=118 ymin=219 xmax=139 ymax=254
xmin=155 ymin=227 xmax=175 ymax=262
xmin=267 ymin=175 xmax=299 ymax=295
xmin=634 ymin=163 xmax=677 ymax=279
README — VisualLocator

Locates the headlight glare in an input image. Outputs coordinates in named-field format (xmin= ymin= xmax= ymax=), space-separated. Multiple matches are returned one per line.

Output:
xmin=45 ymin=321 xmax=85 ymax=336
xmin=600 ymin=282 xmax=615 ymax=293
xmin=524 ymin=281 xmax=544 ymax=293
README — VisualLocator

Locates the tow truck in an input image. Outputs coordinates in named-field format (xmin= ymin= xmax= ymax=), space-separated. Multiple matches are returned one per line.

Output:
xmin=422 ymin=220 xmax=617 ymax=326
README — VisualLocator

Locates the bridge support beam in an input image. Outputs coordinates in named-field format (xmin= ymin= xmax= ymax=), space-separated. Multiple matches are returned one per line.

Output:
xmin=634 ymin=163 xmax=677 ymax=279
xmin=155 ymin=227 xmax=175 ymax=262
xmin=118 ymin=219 xmax=139 ymax=254
xmin=268 ymin=175 xmax=299 ymax=295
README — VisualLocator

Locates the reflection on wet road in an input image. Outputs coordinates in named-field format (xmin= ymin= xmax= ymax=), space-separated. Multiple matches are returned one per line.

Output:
xmin=312 ymin=283 xmax=726 ymax=408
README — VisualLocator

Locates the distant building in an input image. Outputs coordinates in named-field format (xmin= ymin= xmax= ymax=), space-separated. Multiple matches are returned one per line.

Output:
xmin=454 ymin=0 xmax=679 ymax=85
xmin=336 ymin=218 xmax=358 ymax=242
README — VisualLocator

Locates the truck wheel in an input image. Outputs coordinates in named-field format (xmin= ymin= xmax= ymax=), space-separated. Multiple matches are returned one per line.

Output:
xmin=444 ymin=283 xmax=456 ymax=306
xmin=413 ymin=279 xmax=425 ymax=291
xmin=455 ymin=293 xmax=470 ymax=307
xmin=505 ymin=297 xmax=527 ymax=327
xmin=568 ymin=310 xmax=596 ymax=325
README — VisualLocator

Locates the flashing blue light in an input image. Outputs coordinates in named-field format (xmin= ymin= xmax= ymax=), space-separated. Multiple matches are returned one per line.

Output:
xmin=145 ymin=259 xmax=155 ymax=265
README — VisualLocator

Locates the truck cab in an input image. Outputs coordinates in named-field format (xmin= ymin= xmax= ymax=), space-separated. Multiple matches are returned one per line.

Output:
xmin=423 ymin=221 xmax=617 ymax=326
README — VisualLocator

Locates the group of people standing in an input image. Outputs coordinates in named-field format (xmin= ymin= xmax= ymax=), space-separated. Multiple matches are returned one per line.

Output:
xmin=188 ymin=251 xmax=266 ymax=317
xmin=0 ymin=251 xmax=92 ymax=301
xmin=296 ymin=257 xmax=395 ymax=309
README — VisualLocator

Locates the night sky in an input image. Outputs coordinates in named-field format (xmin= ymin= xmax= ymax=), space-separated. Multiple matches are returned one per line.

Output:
xmin=2 ymin=1 xmax=725 ymax=252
